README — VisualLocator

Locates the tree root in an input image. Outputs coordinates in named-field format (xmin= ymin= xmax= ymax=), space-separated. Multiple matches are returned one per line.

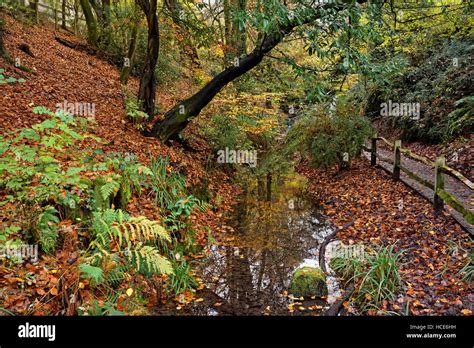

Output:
xmin=318 ymin=220 xmax=354 ymax=274
xmin=318 ymin=219 xmax=355 ymax=316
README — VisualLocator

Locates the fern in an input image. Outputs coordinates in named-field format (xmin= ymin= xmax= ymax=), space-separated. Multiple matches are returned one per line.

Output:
xmin=89 ymin=209 xmax=173 ymax=277
xmin=99 ymin=178 xmax=121 ymax=201
xmin=79 ymin=263 xmax=105 ymax=284
xmin=37 ymin=206 xmax=60 ymax=253
xmin=95 ymin=215 xmax=171 ymax=249
xmin=129 ymin=244 xmax=173 ymax=275
xmin=92 ymin=175 xmax=121 ymax=211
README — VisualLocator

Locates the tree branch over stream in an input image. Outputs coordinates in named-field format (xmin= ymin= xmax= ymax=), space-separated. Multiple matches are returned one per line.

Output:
xmin=148 ymin=0 xmax=368 ymax=142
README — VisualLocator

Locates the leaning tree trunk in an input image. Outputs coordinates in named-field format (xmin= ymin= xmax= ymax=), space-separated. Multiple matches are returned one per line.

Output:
xmin=149 ymin=25 xmax=292 ymax=142
xmin=136 ymin=0 xmax=159 ymax=119
xmin=149 ymin=0 xmax=361 ymax=143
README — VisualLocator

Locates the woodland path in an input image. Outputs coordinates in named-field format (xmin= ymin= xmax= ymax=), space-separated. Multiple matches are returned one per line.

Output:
xmin=362 ymin=145 xmax=474 ymax=235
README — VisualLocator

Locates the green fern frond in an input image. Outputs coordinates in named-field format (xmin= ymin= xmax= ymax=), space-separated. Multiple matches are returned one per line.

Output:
xmin=37 ymin=206 xmax=60 ymax=253
xmin=128 ymin=244 xmax=173 ymax=275
xmin=79 ymin=263 xmax=104 ymax=284
xmin=100 ymin=180 xmax=121 ymax=201
xmin=104 ymin=217 xmax=171 ymax=248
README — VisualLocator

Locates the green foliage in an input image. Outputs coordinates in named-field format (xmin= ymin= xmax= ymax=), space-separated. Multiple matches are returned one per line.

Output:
xmin=167 ymin=258 xmax=197 ymax=294
xmin=124 ymin=96 xmax=148 ymax=130
xmin=286 ymin=103 xmax=372 ymax=169
xmin=330 ymin=255 xmax=363 ymax=285
xmin=437 ymin=96 xmax=474 ymax=142
xmin=88 ymin=209 xmax=173 ymax=277
xmin=0 ymin=107 xmax=96 ymax=208
xmin=106 ymin=152 xmax=154 ymax=208
xmin=168 ymin=196 xmax=200 ymax=217
xmin=203 ymin=114 xmax=253 ymax=153
xmin=36 ymin=206 xmax=60 ymax=253
xmin=332 ymin=244 xmax=403 ymax=313
xmin=79 ymin=263 xmax=105 ymax=284
xmin=93 ymin=214 xmax=171 ymax=250
xmin=459 ymin=250 xmax=474 ymax=284
xmin=78 ymin=299 xmax=124 ymax=316
xmin=365 ymin=36 xmax=473 ymax=143
xmin=146 ymin=155 xmax=186 ymax=209
xmin=0 ymin=225 xmax=20 ymax=243
xmin=163 ymin=195 xmax=206 ymax=233
xmin=355 ymin=245 xmax=402 ymax=313
xmin=0 ymin=68 xmax=26 ymax=84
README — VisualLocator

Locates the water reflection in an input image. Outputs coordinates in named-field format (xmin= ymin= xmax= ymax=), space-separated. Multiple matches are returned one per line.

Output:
xmin=190 ymin=172 xmax=336 ymax=315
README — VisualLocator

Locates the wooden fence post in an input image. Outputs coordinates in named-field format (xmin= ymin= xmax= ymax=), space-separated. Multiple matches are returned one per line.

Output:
xmin=393 ymin=140 xmax=401 ymax=180
xmin=371 ymin=133 xmax=377 ymax=166
xmin=434 ymin=156 xmax=445 ymax=211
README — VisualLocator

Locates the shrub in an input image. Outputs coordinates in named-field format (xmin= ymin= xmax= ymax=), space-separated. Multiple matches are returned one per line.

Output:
xmin=286 ymin=103 xmax=372 ymax=169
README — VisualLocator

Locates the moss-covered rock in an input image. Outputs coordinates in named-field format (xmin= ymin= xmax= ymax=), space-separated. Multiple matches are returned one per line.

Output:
xmin=289 ymin=266 xmax=328 ymax=298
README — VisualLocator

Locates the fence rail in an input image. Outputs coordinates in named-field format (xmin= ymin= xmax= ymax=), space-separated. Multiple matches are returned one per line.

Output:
xmin=367 ymin=134 xmax=474 ymax=225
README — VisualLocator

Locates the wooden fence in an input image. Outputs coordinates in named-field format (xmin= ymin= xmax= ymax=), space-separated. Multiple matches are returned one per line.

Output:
xmin=363 ymin=134 xmax=474 ymax=225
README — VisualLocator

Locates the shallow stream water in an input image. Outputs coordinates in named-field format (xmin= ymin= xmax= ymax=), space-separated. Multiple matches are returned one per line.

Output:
xmin=159 ymin=170 xmax=342 ymax=316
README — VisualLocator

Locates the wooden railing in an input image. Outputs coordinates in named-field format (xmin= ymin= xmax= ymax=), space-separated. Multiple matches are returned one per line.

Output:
xmin=363 ymin=134 xmax=474 ymax=225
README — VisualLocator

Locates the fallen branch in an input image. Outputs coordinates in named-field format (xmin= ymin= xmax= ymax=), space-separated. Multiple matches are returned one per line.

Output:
xmin=55 ymin=36 xmax=97 ymax=55
xmin=318 ymin=220 xmax=354 ymax=274
xmin=319 ymin=220 xmax=355 ymax=316
xmin=325 ymin=283 xmax=355 ymax=316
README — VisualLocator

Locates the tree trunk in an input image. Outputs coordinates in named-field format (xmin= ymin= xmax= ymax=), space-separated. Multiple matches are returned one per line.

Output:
xmin=223 ymin=0 xmax=232 ymax=65
xmin=120 ymin=15 xmax=140 ymax=84
xmin=223 ymin=0 xmax=246 ymax=65
xmin=61 ymin=0 xmax=67 ymax=29
xmin=73 ymin=0 xmax=79 ymax=34
xmin=0 ymin=18 xmax=11 ymax=61
xmin=149 ymin=27 xmax=290 ymax=142
xmin=149 ymin=0 xmax=362 ymax=142
xmin=101 ymin=0 xmax=111 ymax=45
xmin=79 ymin=0 xmax=98 ymax=45
xmin=231 ymin=0 xmax=246 ymax=56
xmin=136 ymin=0 xmax=160 ymax=119
xmin=29 ymin=0 xmax=39 ymax=24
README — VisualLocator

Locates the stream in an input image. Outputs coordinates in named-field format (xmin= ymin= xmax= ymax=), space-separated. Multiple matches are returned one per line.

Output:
xmin=158 ymin=169 xmax=343 ymax=316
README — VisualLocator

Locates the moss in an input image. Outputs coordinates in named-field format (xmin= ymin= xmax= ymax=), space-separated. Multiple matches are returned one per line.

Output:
xmin=289 ymin=266 xmax=328 ymax=298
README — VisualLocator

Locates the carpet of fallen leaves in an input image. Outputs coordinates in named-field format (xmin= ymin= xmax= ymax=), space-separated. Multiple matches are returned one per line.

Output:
xmin=298 ymin=158 xmax=473 ymax=316
xmin=0 ymin=14 xmax=239 ymax=315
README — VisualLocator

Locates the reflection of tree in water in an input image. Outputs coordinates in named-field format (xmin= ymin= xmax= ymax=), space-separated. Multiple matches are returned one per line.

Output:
xmin=200 ymin=173 xmax=327 ymax=315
